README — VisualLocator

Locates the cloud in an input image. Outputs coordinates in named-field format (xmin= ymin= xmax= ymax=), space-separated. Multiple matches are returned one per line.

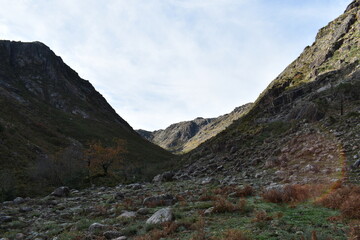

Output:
xmin=0 ymin=0 xmax=351 ymax=130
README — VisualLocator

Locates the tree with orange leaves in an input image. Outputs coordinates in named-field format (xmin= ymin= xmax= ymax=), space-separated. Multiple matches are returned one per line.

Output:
xmin=85 ymin=138 xmax=127 ymax=178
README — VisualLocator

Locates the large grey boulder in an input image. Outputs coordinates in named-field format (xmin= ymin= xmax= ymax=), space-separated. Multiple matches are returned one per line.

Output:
xmin=143 ymin=194 xmax=177 ymax=207
xmin=152 ymin=171 xmax=174 ymax=183
xmin=146 ymin=208 xmax=174 ymax=224
xmin=51 ymin=186 xmax=70 ymax=197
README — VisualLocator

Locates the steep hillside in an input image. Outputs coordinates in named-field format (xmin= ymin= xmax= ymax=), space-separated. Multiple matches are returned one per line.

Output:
xmin=137 ymin=103 xmax=252 ymax=153
xmin=0 ymin=41 xmax=173 ymax=200
xmin=176 ymin=0 xmax=360 ymax=186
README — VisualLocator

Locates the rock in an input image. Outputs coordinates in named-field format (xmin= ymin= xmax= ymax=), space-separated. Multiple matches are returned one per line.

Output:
xmin=51 ymin=186 xmax=70 ymax=197
xmin=0 ymin=216 xmax=13 ymax=223
xmin=153 ymin=171 xmax=174 ymax=183
xmin=89 ymin=223 xmax=107 ymax=232
xmin=126 ymin=183 xmax=143 ymax=190
xmin=119 ymin=211 xmax=136 ymax=218
xmin=113 ymin=237 xmax=127 ymax=240
xmin=146 ymin=208 xmax=174 ymax=224
xmin=204 ymin=207 xmax=214 ymax=215
xmin=15 ymin=233 xmax=25 ymax=240
xmin=201 ymin=177 xmax=220 ymax=185
xmin=114 ymin=192 xmax=125 ymax=200
xmin=137 ymin=208 xmax=150 ymax=215
xmin=143 ymin=194 xmax=177 ymax=207
xmin=103 ymin=231 xmax=123 ymax=239
xmin=13 ymin=197 xmax=25 ymax=204
xmin=19 ymin=207 xmax=33 ymax=213
xmin=352 ymin=159 xmax=360 ymax=168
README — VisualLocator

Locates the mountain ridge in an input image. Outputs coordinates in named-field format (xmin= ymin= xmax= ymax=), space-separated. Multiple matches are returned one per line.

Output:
xmin=136 ymin=103 xmax=252 ymax=153
xmin=174 ymin=0 xmax=360 ymax=186
xmin=0 ymin=40 xmax=173 ymax=200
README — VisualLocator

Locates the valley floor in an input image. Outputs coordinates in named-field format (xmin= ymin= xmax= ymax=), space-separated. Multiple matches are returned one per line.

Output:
xmin=1 ymin=179 xmax=358 ymax=240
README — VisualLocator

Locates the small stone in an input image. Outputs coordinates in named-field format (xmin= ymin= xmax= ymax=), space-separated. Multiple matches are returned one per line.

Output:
xmin=89 ymin=223 xmax=107 ymax=232
xmin=137 ymin=208 xmax=150 ymax=215
xmin=201 ymin=177 xmax=220 ymax=185
xmin=119 ymin=211 xmax=136 ymax=218
xmin=114 ymin=192 xmax=125 ymax=200
xmin=19 ymin=207 xmax=33 ymax=213
xmin=113 ymin=237 xmax=127 ymax=240
xmin=13 ymin=197 xmax=25 ymax=204
xmin=146 ymin=207 xmax=174 ymax=224
xmin=103 ymin=231 xmax=123 ymax=239
xmin=15 ymin=233 xmax=25 ymax=240
xmin=204 ymin=207 xmax=214 ymax=215
xmin=0 ymin=216 xmax=13 ymax=223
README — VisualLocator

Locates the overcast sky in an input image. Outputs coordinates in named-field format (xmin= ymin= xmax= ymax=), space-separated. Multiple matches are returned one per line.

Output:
xmin=0 ymin=0 xmax=351 ymax=130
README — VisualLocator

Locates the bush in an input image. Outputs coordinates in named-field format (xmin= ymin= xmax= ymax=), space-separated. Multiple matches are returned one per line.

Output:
xmin=251 ymin=210 xmax=273 ymax=223
xmin=317 ymin=184 xmax=360 ymax=219
xmin=213 ymin=197 xmax=247 ymax=213
xmin=262 ymin=185 xmax=315 ymax=203
xmin=213 ymin=185 xmax=254 ymax=198
xmin=221 ymin=229 xmax=251 ymax=240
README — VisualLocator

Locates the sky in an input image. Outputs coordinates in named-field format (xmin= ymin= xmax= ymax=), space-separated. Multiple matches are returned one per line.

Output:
xmin=0 ymin=0 xmax=352 ymax=130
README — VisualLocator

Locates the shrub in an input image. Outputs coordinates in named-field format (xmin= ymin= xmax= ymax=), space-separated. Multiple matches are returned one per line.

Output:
xmin=262 ymin=185 xmax=313 ymax=203
xmin=349 ymin=225 xmax=360 ymax=240
xmin=190 ymin=217 xmax=207 ymax=240
xmin=135 ymin=222 xmax=192 ymax=240
xmin=213 ymin=197 xmax=247 ymax=213
xmin=317 ymin=184 xmax=360 ymax=219
xmin=251 ymin=210 xmax=273 ymax=223
xmin=221 ymin=229 xmax=251 ymax=240
xmin=212 ymin=185 xmax=253 ymax=198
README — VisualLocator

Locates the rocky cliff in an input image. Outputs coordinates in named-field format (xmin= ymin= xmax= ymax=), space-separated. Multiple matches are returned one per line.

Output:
xmin=0 ymin=41 xmax=173 ymax=200
xmin=137 ymin=103 xmax=252 ymax=153
xmin=175 ymin=0 xmax=360 ymax=186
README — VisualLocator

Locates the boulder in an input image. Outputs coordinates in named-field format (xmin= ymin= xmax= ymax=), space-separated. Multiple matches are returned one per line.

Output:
xmin=114 ymin=192 xmax=125 ymax=200
xmin=352 ymin=159 xmax=360 ymax=168
xmin=137 ymin=208 xmax=150 ymax=215
xmin=13 ymin=197 xmax=25 ymax=204
xmin=146 ymin=208 xmax=174 ymax=224
xmin=152 ymin=171 xmax=174 ymax=183
xmin=103 ymin=231 xmax=123 ymax=239
xmin=143 ymin=194 xmax=177 ymax=207
xmin=51 ymin=186 xmax=70 ymax=197
xmin=89 ymin=223 xmax=107 ymax=232
xmin=201 ymin=177 xmax=220 ymax=185
xmin=119 ymin=211 xmax=136 ymax=219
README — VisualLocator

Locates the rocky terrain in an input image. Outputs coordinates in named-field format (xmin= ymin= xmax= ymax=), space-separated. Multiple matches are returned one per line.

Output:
xmin=0 ymin=41 xmax=173 ymax=201
xmin=0 ymin=180 xmax=353 ymax=240
xmin=137 ymin=103 xmax=252 ymax=153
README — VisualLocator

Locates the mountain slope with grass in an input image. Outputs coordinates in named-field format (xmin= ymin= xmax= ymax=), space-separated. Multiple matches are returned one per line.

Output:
xmin=0 ymin=40 xmax=173 ymax=201
xmin=175 ymin=0 xmax=360 ymax=186
xmin=137 ymin=103 xmax=252 ymax=154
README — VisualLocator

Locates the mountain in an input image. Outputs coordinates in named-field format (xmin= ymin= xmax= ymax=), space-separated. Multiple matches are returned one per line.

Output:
xmin=174 ymin=0 xmax=360 ymax=186
xmin=137 ymin=103 xmax=252 ymax=153
xmin=0 ymin=40 xmax=173 ymax=200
